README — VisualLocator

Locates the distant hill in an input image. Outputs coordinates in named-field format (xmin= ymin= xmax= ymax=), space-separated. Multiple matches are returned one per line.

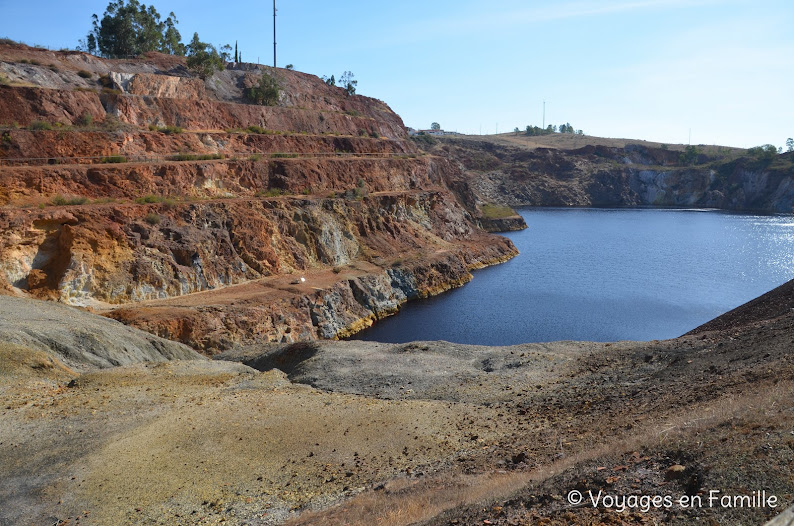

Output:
xmin=419 ymin=133 xmax=794 ymax=213
xmin=464 ymin=130 xmax=747 ymax=156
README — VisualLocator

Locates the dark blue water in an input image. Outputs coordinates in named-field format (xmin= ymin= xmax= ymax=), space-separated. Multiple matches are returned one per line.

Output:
xmin=351 ymin=208 xmax=794 ymax=345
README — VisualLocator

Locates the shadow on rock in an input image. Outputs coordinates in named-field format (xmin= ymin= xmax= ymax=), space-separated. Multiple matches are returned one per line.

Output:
xmin=243 ymin=341 xmax=320 ymax=375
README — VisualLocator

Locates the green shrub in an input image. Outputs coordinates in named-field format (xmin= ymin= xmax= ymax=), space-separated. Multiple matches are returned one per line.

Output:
xmin=679 ymin=144 xmax=702 ymax=165
xmin=345 ymin=186 xmax=366 ymax=200
xmin=747 ymin=144 xmax=779 ymax=163
xmin=135 ymin=195 xmax=168 ymax=204
xmin=48 ymin=64 xmax=60 ymax=73
xmin=245 ymin=125 xmax=268 ymax=134
xmin=411 ymin=133 xmax=436 ymax=147
xmin=77 ymin=70 xmax=93 ymax=79
xmin=52 ymin=195 xmax=88 ymax=206
xmin=168 ymin=153 xmax=223 ymax=161
xmin=249 ymin=153 xmax=262 ymax=161
xmin=100 ymin=155 xmax=127 ymax=163
xmin=144 ymin=212 xmax=161 ymax=225
xmin=345 ymin=110 xmax=362 ymax=117
xmin=29 ymin=59 xmax=41 ymax=66
xmin=101 ymin=87 xmax=122 ymax=96
xmin=76 ymin=112 xmax=93 ymax=127
xmin=271 ymin=152 xmax=298 ymax=158
xmin=245 ymin=71 xmax=281 ymax=106
xmin=262 ymin=188 xmax=284 ymax=197
xmin=226 ymin=126 xmax=280 ymax=135
xmin=369 ymin=130 xmax=380 ymax=138
xmin=29 ymin=121 xmax=53 ymax=131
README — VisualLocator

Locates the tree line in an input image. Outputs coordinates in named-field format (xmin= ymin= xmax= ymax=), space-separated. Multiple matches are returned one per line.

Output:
xmin=75 ymin=0 xmax=360 ymax=104
xmin=78 ymin=0 xmax=359 ymax=97
xmin=79 ymin=0 xmax=238 ymax=80
xmin=519 ymin=123 xmax=584 ymax=136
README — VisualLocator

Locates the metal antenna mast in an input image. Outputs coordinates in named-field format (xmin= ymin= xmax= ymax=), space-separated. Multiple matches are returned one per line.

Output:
xmin=542 ymin=100 xmax=546 ymax=129
xmin=273 ymin=0 xmax=277 ymax=68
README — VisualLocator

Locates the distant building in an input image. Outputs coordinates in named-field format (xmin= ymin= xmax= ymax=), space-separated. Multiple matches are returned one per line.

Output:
xmin=406 ymin=127 xmax=459 ymax=137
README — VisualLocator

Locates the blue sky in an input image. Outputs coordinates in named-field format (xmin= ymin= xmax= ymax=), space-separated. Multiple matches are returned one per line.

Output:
xmin=1 ymin=0 xmax=792 ymax=148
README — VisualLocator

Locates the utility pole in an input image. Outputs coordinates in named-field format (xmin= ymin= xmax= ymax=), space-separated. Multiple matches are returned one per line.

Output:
xmin=542 ymin=100 xmax=546 ymax=129
xmin=273 ymin=0 xmax=277 ymax=68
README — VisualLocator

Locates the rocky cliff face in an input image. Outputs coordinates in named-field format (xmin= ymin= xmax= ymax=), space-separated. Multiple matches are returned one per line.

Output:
xmin=433 ymin=139 xmax=794 ymax=213
xmin=0 ymin=44 xmax=518 ymax=349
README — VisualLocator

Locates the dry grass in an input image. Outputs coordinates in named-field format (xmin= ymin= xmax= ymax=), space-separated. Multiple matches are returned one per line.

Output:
xmin=287 ymin=378 xmax=794 ymax=525
xmin=480 ymin=203 xmax=518 ymax=219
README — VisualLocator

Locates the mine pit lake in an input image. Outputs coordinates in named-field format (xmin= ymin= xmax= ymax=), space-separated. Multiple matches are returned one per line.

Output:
xmin=351 ymin=208 xmax=794 ymax=345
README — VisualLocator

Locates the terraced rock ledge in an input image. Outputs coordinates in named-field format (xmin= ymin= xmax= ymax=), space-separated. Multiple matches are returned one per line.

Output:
xmin=0 ymin=43 xmax=519 ymax=347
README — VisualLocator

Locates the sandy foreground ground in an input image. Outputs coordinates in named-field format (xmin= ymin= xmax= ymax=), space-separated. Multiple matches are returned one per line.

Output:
xmin=1 ymin=281 xmax=794 ymax=525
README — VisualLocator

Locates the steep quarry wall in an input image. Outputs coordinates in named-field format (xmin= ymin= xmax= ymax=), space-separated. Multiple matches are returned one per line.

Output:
xmin=0 ymin=44 xmax=519 ymax=349
xmin=0 ymin=191 xmax=515 ymax=349
xmin=0 ymin=191 xmax=494 ymax=304
xmin=437 ymin=139 xmax=794 ymax=213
